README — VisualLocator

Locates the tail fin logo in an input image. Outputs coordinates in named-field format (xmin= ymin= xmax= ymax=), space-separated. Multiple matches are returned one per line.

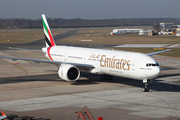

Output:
xmin=42 ymin=14 xmax=56 ymax=47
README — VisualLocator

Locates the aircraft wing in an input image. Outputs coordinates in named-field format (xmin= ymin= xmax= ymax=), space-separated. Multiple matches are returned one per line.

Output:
xmin=0 ymin=56 xmax=95 ymax=70
xmin=9 ymin=47 xmax=43 ymax=53
xmin=0 ymin=116 xmax=6 ymax=120
xmin=146 ymin=49 xmax=171 ymax=56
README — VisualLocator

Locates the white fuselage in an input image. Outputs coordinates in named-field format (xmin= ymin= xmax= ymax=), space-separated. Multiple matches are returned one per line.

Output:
xmin=45 ymin=46 xmax=161 ymax=80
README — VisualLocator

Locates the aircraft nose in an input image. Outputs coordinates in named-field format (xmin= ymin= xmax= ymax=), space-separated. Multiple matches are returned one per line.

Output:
xmin=154 ymin=67 xmax=161 ymax=77
xmin=146 ymin=67 xmax=161 ymax=79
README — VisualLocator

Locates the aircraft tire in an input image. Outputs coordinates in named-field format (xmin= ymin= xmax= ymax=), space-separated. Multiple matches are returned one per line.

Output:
xmin=142 ymin=88 xmax=149 ymax=92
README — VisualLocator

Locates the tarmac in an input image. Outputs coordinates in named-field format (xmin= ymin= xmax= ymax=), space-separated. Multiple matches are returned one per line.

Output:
xmin=0 ymin=49 xmax=180 ymax=120
xmin=0 ymin=29 xmax=180 ymax=119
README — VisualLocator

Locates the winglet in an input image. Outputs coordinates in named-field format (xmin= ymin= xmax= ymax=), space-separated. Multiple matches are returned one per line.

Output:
xmin=42 ymin=14 xmax=56 ymax=47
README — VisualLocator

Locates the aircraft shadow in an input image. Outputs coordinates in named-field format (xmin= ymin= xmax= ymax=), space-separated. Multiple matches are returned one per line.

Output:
xmin=0 ymin=72 xmax=180 ymax=92
xmin=0 ymin=73 xmax=99 ymax=85
xmin=75 ymin=72 xmax=180 ymax=92
xmin=0 ymin=74 xmax=59 ymax=84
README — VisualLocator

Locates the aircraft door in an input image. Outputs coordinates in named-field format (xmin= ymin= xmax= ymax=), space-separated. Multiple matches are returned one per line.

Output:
xmin=64 ymin=52 xmax=67 ymax=61
xmin=132 ymin=60 xmax=137 ymax=70
xmin=84 ymin=54 xmax=87 ymax=64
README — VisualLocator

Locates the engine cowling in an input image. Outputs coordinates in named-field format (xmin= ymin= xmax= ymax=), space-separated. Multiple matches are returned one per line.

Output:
xmin=58 ymin=64 xmax=80 ymax=81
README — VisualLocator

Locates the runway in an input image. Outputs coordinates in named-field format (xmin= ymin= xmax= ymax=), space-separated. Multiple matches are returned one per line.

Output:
xmin=1 ymin=29 xmax=180 ymax=51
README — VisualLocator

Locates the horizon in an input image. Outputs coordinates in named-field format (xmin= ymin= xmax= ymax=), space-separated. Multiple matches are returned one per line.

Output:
xmin=1 ymin=0 xmax=180 ymax=19
xmin=1 ymin=17 xmax=180 ymax=20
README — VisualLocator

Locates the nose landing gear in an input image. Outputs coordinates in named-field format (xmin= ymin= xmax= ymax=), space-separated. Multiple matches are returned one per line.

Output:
xmin=142 ymin=83 xmax=149 ymax=92
xmin=142 ymin=79 xmax=152 ymax=92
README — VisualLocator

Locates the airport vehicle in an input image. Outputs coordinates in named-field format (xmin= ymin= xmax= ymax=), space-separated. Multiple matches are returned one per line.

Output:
xmin=0 ymin=14 xmax=170 ymax=92
xmin=0 ymin=111 xmax=7 ymax=120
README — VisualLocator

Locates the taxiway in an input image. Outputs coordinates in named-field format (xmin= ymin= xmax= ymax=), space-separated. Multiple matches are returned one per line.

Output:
xmin=0 ymin=49 xmax=180 ymax=120
xmin=0 ymin=30 xmax=180 ymax=120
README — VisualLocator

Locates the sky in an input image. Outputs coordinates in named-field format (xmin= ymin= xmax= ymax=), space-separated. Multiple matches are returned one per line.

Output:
xmin=0 ymin=0 xmax=180 ymax=19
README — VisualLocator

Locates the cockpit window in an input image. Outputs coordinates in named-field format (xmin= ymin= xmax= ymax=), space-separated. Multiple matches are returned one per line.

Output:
xmin=152 ymin=64 xmax=156 ymax=66
xmin=146 ymin=63 xmax=159 ymax=67
xmin=156 ymin=63 xmax=159 ymax=66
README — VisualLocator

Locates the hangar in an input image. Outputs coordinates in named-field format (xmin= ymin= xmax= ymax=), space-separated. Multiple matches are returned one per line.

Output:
xmin=112 ymin=29 xmax=143 ymax=35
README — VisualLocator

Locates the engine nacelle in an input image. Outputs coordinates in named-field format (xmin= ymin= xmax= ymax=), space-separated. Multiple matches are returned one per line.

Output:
xmin=58 ymin=64 xmax=80 ymax=81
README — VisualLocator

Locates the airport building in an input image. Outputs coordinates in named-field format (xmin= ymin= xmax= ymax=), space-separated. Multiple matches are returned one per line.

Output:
xmin=111 ymin=29 xmax=152 ymax=36
xmin=112 ymin=29 xmax=143 ymax=35
xmin=158 ymin=23 xmax=176 ymax=35
xmin=176 ymin=28 xmax=180 ymax=36
xmin=173 ymin=25 xmax=180 ymax=28
xmin=160 ymin=22 xmax=174 ymax=31
xmin=139 ymin=29 xmax=151 ymax=35
xmin=111 ymin=23 xmax=180 ymax=36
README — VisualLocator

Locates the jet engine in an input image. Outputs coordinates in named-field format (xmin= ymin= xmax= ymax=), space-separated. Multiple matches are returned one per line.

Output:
xmin=58 ymin=64 xmax=80 ymax=81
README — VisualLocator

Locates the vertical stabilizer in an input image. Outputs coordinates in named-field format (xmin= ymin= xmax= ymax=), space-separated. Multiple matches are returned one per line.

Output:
xmin=42 ymin=14 xmax=56 ymax=47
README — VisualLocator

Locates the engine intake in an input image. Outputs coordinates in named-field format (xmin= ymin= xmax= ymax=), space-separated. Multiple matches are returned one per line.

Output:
xmin=58 ymin=64 xmax=80 ymax=81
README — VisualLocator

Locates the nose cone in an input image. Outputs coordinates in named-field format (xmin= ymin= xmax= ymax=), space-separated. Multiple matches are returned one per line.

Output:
xmin=146 ymin=67 xmax=161 ymax=79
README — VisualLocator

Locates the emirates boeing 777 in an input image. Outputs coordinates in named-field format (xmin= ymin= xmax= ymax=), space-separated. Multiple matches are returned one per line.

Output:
xmin=0 ymin=14 xmax=171 ymax=92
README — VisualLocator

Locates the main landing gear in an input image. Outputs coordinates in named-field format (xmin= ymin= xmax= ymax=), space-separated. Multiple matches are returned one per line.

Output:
xmin=142 ymin=79 xmax=152 ymax=92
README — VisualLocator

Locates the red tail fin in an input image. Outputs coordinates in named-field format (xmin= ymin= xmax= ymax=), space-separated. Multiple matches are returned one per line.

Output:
xmin=42 ymin=14 xmax=56 ymax=47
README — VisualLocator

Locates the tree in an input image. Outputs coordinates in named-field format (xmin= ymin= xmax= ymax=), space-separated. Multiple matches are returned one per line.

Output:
xmin=153 ymin=24 xmax=161 ymax=32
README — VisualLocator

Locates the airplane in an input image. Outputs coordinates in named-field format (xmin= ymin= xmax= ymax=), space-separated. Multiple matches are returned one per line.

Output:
xmin=0 ymin=111 xmax=7 ymax=120
xmin=0 ymin=14 xmax=171 ymax=92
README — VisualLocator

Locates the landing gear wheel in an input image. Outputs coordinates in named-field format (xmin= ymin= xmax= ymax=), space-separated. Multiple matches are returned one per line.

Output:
xmin=142 ymin=82 xmax=149 ymax=92
xmin=142 ymin=88 xmax=149 ymax=92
